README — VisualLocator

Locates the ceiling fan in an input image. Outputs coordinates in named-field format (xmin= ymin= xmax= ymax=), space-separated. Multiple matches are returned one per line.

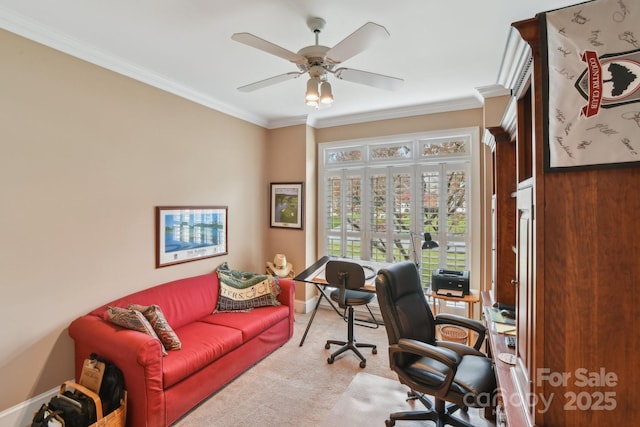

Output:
xmin=231 ymin=17 xmax=404 ymax=107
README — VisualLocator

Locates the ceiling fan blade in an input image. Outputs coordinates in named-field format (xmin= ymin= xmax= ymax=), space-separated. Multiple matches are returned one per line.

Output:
xmin=231 ymin=33 xmax=306 ymax=65
xmin=325 ymin=22 xmax=390 ymax=64
xmin=237 ymin=72 xmax=302 ymax=92
xmin=334 ymin=68 xmax=404 ymax=91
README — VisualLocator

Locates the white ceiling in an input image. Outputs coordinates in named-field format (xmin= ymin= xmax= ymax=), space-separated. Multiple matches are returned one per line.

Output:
xmin=0 ymin=0 xmax=579 ymax=129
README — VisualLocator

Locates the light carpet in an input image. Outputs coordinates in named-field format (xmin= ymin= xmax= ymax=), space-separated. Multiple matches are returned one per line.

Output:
xmin=173 ymin=307 xmax=496 ymax=426
xmin=322 ymin=372 xmax=495 ymax=427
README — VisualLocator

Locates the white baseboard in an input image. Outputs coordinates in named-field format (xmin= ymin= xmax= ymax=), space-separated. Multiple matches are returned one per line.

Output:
xmin=0 ymin=384 xmax=60 ymax=427
xmin=294 ymin=296 xmax=320 ymax=314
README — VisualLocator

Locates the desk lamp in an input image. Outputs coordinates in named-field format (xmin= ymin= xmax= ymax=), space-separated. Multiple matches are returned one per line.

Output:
xmin=410 ymin=232 xmax=439 ymax=270
xmin=422 ymin=232 xmax=439 ymax=250
xmin=411 ymin=232 xmax=439 ymax=293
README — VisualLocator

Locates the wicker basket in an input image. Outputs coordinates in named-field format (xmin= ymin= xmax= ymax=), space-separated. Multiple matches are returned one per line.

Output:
xmin=439 ymin=325 xmax=468 ymax=344
xmin=90 ymin=390 xmax=127 ymax=427
xmin=59 ymin=380 xmax=127 ymax=427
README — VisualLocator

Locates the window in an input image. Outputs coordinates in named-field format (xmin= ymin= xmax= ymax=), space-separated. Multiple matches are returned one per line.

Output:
xmin=319 ymin=129 xmax=474 ymax=289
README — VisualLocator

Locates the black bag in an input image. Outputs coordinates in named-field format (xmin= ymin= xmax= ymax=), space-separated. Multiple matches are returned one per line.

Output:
xmin=31 ymin=403 xmax=63 ymax=427
xmin=48 ymin=386 xmax=97 ymax=427
xmin=49 ymin=388 xmax=97 ymax=427
xmin=89 ymin=353 xmax=125 ymax=415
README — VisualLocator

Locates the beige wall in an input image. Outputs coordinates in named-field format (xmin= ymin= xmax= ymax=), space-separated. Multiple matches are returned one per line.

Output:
xmin=264 ymin=125 xmax=311 ymax=305
xmin=314 ymin=110 xmax=483 ymax=143
xmin=0 ymin=29 xmax=272 ymax=410
xmin=0 ymin=28 xmax=489 ymax=412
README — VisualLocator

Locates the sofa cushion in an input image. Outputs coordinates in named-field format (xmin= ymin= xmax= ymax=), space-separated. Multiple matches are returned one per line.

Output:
xmin=162 ymin=322 xmax=243 ymax=389
xmin=216 ymin=263 xmax=280 ymax=312
xmin=129 ymin=304 xmax=182 ymax=351
xmin=202 ymin=304 xmax=290 ymax=342
xmin=105 ymin=306 xmax=168 ymax=355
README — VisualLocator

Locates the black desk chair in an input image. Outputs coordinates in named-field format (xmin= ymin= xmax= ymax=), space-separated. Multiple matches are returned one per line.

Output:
xmin=375 ymin=261 xmax=496 ymax=427
xmin=324 ymin=260 xmax=377 ymax=368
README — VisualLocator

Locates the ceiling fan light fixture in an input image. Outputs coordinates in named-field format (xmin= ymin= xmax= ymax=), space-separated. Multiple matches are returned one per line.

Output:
xmin=232 ymin=18 xmax=404 ymax=108
xmin=305 ymin=78 xmax=319 ymax=104
xmin=320 ymin=80 xmax=333 ymax=105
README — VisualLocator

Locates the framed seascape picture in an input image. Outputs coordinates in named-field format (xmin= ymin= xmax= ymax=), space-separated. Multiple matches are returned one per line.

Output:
xmin=270 ymin=182 xmax=303 ymax=229
xmin=155 ymin=206 xmax=228 ymax=268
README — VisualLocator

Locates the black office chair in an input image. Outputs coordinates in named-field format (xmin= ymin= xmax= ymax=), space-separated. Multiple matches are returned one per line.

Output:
xmin=324 ymin=260 xmax=377 ymax=368
xmin=375 ymin=261 xmax=496 ymax=427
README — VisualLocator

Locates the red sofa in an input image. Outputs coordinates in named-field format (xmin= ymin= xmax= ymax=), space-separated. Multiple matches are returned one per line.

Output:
xmin=68 ymin=272 xmax=295 ymax=427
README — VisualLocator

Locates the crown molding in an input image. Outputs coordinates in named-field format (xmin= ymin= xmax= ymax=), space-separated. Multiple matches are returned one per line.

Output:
xmin=261 ymin=95 xmax=484 ymax=129
xmin=496 ymin=25 xmax=533 ymax=98
xmin=0 ymin=9 xmax=271 ymax=128
xmin=475 ymin=84 xmax=511 ymax=99
xmin=265 ymin=115 xmax=309 ymax=129
xmin=489 ymin=24 xmax=533 ymax=140
xmin=264 ymin=96 xmax=483 ymax=129
xmin=501 ymin=96 xmax=518 ymax=138
xmin=304 ymin=96 xmax=482 ymax=129
xmin=1 ymin=8 xmax=483 ymax=131
xmin=482 ymin=128 xmax=496 ymax=151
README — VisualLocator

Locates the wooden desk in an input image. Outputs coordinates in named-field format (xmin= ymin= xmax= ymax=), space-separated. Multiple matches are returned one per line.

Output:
xmin=294 ymin=256 xmax=388 ymax=346
xmin=481 ymin=291 xmax=527 ymax=427
xmin=296 ymin=256 xmax=382 ymax=292
xmin=427 ymin=289 xmax=480 ymax=319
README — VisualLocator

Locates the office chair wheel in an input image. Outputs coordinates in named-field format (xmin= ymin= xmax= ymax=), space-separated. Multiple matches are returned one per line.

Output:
xmin=372 ymin=347 xmax=377 ymax=354
xmin=327 ymin=356 xmax=334 ymax=364
xmin=325 ymin=343 xmax=331 ymax=349
xmin=359 ymin=360 xmax=366 ymax=368
xmin=385 ymin=419 xmax=395 ymax=427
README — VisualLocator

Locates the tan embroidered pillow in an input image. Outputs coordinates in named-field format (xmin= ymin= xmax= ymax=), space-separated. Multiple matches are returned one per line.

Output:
xmin=216 ymin=263 xmax=281 ymax=312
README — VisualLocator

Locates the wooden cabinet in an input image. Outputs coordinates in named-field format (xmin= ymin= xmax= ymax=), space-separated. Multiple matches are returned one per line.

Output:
xmin=514 ymin=181 xmax=535 ymax=424
xmin=486 ymin=16 xmax=640 ymax=426
xmin=486 ymin=127 xmax=517 ymax=307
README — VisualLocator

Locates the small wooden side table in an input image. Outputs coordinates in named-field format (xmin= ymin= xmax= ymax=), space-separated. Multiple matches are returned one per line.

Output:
xmin=427 ymin=290 xmax=480 ymax=346
xmin=427 ymin=289 xmax=481 ymax=319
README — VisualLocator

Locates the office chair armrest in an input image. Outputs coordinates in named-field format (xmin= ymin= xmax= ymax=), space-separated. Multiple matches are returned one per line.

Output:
xmin=393 ymin=339 xmax=458 ymax=394
xmin=435 ymin=313 xmax=486 ymax=333
xmin=434 ymin=313 xmax=486 ymax=351
xmin=396 ymin=338 xmax=459 ymax=368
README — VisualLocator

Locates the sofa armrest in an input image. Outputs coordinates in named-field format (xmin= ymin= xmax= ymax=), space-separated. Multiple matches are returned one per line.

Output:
xmin=277 ymin=278 xmax=295 ymax=306
xmin=276 ymin=278 xmax=295 ymax=338
xmin=69 ymin=314 xmax=166 ymax=427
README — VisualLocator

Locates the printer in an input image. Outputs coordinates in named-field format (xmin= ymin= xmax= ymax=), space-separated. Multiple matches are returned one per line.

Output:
xmin=431 ymin=268 xmax=470 ymax=297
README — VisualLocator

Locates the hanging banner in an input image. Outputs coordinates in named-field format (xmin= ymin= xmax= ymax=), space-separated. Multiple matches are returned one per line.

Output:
xmin=540 ymin=0 xmax=640 ymax=170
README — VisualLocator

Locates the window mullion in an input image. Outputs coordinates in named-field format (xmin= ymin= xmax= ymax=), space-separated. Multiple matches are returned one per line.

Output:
xmin=340 ymin=171 xmax=347 ymax=255
xmin=360 ymin=170 xmax=370 ymax=259
xmin=438 ymin=163 xmax=448 ymax=267
xmin=386 ymin=166 xmax=395 ymax=263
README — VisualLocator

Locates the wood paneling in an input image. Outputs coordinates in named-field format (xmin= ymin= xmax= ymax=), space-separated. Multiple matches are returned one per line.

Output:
xmin=489 ymin=16 xmax=640 ymax=426
xmin=487 ymin=127 xmax=517 ymax=307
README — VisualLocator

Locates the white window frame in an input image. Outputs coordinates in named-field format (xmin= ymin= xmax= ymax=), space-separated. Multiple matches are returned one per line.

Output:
xmin=318 ymin=128 xmax=477 ymax=284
